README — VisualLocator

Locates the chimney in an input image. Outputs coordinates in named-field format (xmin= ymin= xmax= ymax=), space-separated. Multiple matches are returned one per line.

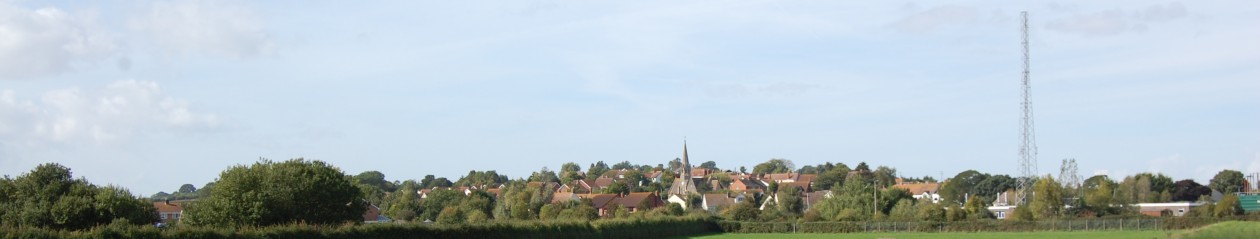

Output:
xmin=165 ymin=199 xmax=171 ymax=205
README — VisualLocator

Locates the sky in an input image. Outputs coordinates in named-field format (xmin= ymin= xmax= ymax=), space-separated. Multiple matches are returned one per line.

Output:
xmin=1 ymin=0 xmax=1257 ymax=196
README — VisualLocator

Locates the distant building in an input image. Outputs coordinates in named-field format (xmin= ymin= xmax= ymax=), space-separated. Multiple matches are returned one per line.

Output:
xmin=667 ymin=141 xmax=698 ymax=196
xmin=154 ymin=201 xmax=183 ymax=224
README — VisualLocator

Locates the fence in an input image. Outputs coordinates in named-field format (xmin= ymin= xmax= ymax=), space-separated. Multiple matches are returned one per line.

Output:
xmin=718 ymin=218 xmax=1229 ymax=234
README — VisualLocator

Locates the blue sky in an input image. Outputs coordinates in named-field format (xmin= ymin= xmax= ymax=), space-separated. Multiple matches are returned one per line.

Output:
xmin=1 ymin=0 xmax=1257 ymax=196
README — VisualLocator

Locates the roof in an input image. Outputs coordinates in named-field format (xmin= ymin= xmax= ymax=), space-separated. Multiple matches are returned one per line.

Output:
xmin=579 ymin=194 xmax=620 ymax=209
xmin=891 ymin=182 xmax=941 ymax=195
xmin=616 ymin=192 xmax=658 ymax=208
xmin=153 ymin=201 xmax=183 ymax=213
xmin=732 ymin=179 xmax=765 ymax=189
xmin=593 ymin=178 xmax=616 ymax=188
xmin=797 ymin=174 xmax=817 ymax=183
xmin=705 ymin=193 xmax=735 ymax=208
xmin=803 ymin=191 xmax=829 ymax=209
xmin=551 ymin=192 xmax=579 ymax=204
xmin=765 ymin=173 xmax=797 ymax=181
xmin=782 ymin=181 xmax=812 ymax=192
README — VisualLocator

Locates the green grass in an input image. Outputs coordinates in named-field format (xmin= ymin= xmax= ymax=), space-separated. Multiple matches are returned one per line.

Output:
xmin=675 ymin=230 xmax=1178 ymax=239
xmin=1173 ymin=221 xmax=1260 ymax=239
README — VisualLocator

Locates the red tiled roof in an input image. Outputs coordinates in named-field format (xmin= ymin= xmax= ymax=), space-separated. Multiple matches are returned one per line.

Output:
xmin=153 ymin=201 xmax=183 ymax=213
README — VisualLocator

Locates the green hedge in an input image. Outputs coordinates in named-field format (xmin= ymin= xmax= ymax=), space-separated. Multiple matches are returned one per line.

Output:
xmin=717 ymin=218 xmax=1232 ymax=233
xmin=0 ymin=216 xmax=717 ymax=239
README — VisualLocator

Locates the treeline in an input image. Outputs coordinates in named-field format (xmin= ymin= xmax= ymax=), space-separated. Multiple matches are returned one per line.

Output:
xmin=0 ymin=216 xmax=717 ymax=239
xmin=0 ymin=164 xmax=157 ymax=230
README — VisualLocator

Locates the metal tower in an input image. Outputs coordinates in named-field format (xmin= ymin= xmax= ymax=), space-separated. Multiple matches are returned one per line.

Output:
xmin=1016 ymin=11 xmax=1039 ymax=205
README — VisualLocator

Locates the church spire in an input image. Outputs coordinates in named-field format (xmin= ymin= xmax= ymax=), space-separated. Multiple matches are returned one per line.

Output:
xmin=681 ymin=139 xmax=691 ymax=190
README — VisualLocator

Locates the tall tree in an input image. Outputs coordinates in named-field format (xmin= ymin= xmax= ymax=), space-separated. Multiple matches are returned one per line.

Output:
xmin=752 ymin=159 xmax=795 ymax=174
xmin=182 ymin=158 xmax=366 ymax=227
xmin=1210 ymin=170 xmax=1246 ymax=194
xmin=1171 ymin=179 xmax=1211 ymax=202
xmin=1029 ymin=175 xmax=1064 ymax=219
xmin=699 ymin=161 xmax=718 ymax=170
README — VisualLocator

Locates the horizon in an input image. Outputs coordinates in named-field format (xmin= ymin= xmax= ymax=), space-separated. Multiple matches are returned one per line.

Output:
xmin=1 ymin=0 xmax=1257 ymax=196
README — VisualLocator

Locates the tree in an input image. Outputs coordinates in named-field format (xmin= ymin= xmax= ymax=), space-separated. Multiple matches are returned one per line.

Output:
xmin=872 ymin=166 xmax=897 ymax=188
xmin=940 ymin=170 xmax=988 ymax=205
xmin=436 ymin=206 xmax=464 ymax=224
xmin=1010 ymin=204 xmax=1034 ymax=221
xmin=560 ymin=162 xmax=583 ymax=183
xmin=914 ymin=198 xmax=944 ymax=221
xmin=1083 ymin=176 xmax=1115 ymax=214
xmin=1210 ymin=170 xmax=1246 ymax=194
xmin=723 ymin=200 xmax=760 ymax=221
xmin=0 ymin=163 xmax=157 ymax=230
xmin=1171 ymin=179 xmax=1211 ymax=202
xmin=888 ymin=199 xmax=916 ymax=221
xmin=177 ymin=184 xmax=198 ymax=194
xmin=699 ymin=161 xmax=718 ymax=170
xmin=814 ymin=166 xmax=848 ymax=191
xmin=529 ymin=167 xmax=559 ymax=183
xmin=963 ymin=196 xmax=992 ymax=219
xmin=420 ymin=189 xmax=465 ymax=221
xmin=384 ymin=182 xmax=422 ymax=221
xmin=1029 ymin=175 xmax=1064 ymax=220
xmin=752 ymin=159 xmax=794 ymax=174
xmin=588 ymin=161 xmax=610 ymax=179
xmin=1214 ymin=194 xmax=1243 ymax=217
xmin=182 ymin=158 xmax=366 ymax=227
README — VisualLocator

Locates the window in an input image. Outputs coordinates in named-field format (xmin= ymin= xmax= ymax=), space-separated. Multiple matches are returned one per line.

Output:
xmin=160 ymin=214 xmax=167 ymax=219
xmin=996 ymin=211 xmax=1006 ymax=219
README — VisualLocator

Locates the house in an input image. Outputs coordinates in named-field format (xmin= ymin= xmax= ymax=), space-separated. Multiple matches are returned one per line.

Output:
xmin=644 ymin=170 xmax=664 ymax=183
xmin=730 ymin=178 xmax=766 ymax=191
xmin=667 ymin=194 xmax=689 ymax=209
xmin=691 ymin=168 xmax=715 ymax=179
xmin=572 ymin=179 xmax=596 ymax=194
xmin=154 ymin=201 xmax=183 ymax=224
xmin=891 ymin=182 xmax=941 ymax=203
xmin=578 ymin=194 xmax=620 ymax=216
xmin=802 ymin=190 xmax=832 ymax=211
xmin=551 ymin=192 xmax=581 ymax=204
xmin=987 ymin=190 xmax=1018 ymax=219
xmin=709 ymin=179 xmax=726 ymax=191
xmin=615 ymin=192 xmax=664 ymax=213
xmin=702 ymin=193 xmax=745 ymax=211
xmin=593 ymin=178 xmax=617 ymax=192
xmin=363 ymin=204 xmax=392 ymax=223
xmin=1136 ymin=202 xmax=1203 ymax=217
xmin=763 ymin=173 xmax=799 ymax=183
xmin=527 ymin=182 xmax=566 ymax=193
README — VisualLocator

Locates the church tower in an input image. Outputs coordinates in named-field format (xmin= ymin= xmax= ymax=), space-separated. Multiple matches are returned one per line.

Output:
xmin=668 ymin=139 xmax=697 ymax=196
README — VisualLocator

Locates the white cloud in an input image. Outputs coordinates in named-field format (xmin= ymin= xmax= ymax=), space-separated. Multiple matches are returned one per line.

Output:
xmin=890 ymin=5 xmax=979 ymax=33
xmin=0 ymin=2 xmax=116 ymax=79
xmin=1045 ymin=3 xmax=1190 ymax=37
xmin=130 ymin=0 xmax=273 ymax=58
xmin=0 ymin=80 xmax=218 ymax=148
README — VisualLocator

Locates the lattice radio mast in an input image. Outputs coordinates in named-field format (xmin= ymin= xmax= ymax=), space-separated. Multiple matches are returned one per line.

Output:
xmin=1016 ymin=11 xmax=1039 ymax=205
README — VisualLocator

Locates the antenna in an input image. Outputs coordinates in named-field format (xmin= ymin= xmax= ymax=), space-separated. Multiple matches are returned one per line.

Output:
xmin=1015 ymin=11 xmax=1039 ymax=205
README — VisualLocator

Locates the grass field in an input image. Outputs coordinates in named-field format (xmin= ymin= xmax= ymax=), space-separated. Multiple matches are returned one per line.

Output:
xmin=675 ymin=230 xmax=1178 ymax=239
xmin=1171 ymin=221 xmax=1260 ymax=239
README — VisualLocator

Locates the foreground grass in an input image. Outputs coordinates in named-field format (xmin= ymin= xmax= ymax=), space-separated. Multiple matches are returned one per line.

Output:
xmin=1173 ymin=221 xmax=1260 ymax=239
xmin=677 ymin=230 xmax=1177 ymax=239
